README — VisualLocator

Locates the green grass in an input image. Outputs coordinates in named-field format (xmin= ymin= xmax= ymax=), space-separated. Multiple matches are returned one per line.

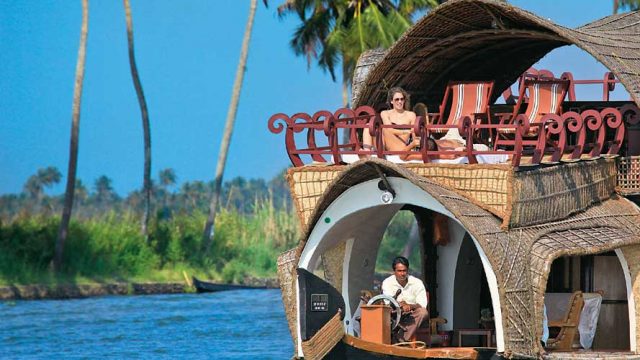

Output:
xmin=0 ymin=201 xmax=299 ymax=286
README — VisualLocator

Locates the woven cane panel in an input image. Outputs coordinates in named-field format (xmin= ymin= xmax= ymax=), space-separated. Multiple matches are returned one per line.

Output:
xmin=621 ymin=244 xmax=640 ymax=354
xmin=321 ymin=241 xmax=346 ymax=294
xmin=300 ymin=312 xmax=344 ymax=360
xmin=277 ymin=247 xmax=300 ymax=350
xmin=407 ymin=164 xmax=511 ymax=218
xmin=496 ymin=231 xmax=537 ymax=355
xmin=510 ymin=159 xmax=617 ymax=228
xmin=288 ymin=167 xmax=344 ymax=230
xmin=617 ymin=156 xmax=640 ymax=195
xmin=288 ymin=163 xmax=511 ymax=233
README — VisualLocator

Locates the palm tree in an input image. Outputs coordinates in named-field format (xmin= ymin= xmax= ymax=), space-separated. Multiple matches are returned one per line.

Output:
xmin=158 ymin=168 xmax=177 ymax=190
xmin=123 ymin=0 xmax=152 ymax=240
xmin=202 ymin=0 xmax=262 ymax=254
xmin=24 ymin=167 xmax=62 ymax=214
xmin=157 ymin=168 xmax=177 ymax=216
xmin=277 ymin=0 xmax=437 ymax=107
xmin=24 ymin=167 xmax=62 ymax=199
xmin=74 ymin=179 xmax=88 ymax=207
xmin=93 ymin=175 xmax=116 ymax=207
xmin=55 ymin=0 xmax=89 ymax=271
xmin=614 ymin=0 xmax=640 ymax=13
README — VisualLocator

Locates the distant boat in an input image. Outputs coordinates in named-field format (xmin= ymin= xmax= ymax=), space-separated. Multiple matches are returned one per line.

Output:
xmin=192 ymin=276 xmax=266 ymax=293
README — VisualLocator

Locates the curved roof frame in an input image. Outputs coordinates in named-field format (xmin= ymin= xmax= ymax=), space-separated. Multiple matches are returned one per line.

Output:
xmin=353 ymin=0 xmax=640 ymax=108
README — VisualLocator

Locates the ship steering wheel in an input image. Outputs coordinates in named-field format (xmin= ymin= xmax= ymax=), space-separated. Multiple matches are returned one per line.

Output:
xmin=367 ymin=294 xmax=402 ymax=330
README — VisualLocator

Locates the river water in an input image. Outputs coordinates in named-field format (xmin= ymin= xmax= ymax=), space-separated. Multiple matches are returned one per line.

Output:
xmin=1 ymin=289 xmax=294 ymax=359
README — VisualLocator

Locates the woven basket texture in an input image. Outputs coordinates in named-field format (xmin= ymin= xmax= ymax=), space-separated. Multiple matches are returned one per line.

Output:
xmin=288 ymin=163 xmax=513 ymax=230
xmin=277 ymin=248 xmax=300 ymax=351
xmin=300 ymin=312 xmax=345 ymax=360
xmin=509 ymin=158 xmax=618 ymax=228
xmin=617 ymin=156 xmax=640 ymax=195
xmin=352 ymin=0 xmax=640 ymax=110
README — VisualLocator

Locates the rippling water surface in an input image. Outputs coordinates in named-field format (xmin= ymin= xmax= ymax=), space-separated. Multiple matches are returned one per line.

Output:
xmin=1 ymin=289 xmax=293 ymax=359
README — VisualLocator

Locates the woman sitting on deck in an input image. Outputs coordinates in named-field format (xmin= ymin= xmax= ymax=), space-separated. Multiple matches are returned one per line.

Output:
xmin=363 ymin=87 xmax=423 ymax=160
xmin=361 ymin=86 xmax=509 ymax=164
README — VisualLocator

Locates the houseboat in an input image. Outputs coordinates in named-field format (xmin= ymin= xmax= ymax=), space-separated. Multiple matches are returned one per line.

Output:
xmin=268 ymin=0 xmax=640 ymax=358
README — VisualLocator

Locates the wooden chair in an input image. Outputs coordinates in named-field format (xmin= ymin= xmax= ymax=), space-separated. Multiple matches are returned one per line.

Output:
xmin=431 ymin=81 xmax=494 ymax=138
xmin=544 ymin=291 xmax=585 ymax=351
xmin=412 ymin=316 xmax=448 ymax=347
xmin=409 ymin=291 xmax=448 ymax=347
xmin=494 ymin=78 xmax=569 ymax=153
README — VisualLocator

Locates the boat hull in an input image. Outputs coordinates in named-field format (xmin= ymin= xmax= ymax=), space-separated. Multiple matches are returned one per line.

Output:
xmin=192 ymin=276 xmax=265 ymax=293
xmin=318 ymin=335 xmax=499 ymax=360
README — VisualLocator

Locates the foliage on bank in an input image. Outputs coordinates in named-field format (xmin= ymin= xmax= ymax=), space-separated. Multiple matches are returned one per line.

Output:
xmin=0 ymin=202 xmax=299 ymax=286
xmin=1 ymin=167 xmax=417 ymax=286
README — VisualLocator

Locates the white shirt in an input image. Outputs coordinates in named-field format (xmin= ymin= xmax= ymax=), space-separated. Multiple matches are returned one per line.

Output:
xmin=381 ymin=274 xmax=428 ymax=308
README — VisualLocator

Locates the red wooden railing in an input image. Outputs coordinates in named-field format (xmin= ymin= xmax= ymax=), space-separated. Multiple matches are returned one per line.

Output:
xmin=268 ymin=104 xmax=636 ymax=168
xmin=502 ymin=69 xmax=625 ymax=104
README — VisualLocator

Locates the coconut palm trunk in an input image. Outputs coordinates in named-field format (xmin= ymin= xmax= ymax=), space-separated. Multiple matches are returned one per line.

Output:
xmin=55 ymin=0 xmax=89 ymax=271
xmin=124 ymin=0 xmax=152 ymax=240
xmin=202 ymin=0 xmax=258 ymax=253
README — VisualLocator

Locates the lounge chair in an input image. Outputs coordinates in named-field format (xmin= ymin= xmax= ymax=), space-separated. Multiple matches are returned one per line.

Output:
xmin=430 ymin=81 xmax=494 ymax=139
xmin=493 ymin=78 xmax=569 ymax=163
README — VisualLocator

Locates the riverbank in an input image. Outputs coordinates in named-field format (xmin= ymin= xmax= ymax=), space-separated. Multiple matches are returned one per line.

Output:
xmin=0 ymin=276 xmax=279 ymax=301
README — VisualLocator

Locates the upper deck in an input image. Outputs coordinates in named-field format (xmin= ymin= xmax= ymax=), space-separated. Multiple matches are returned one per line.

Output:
xmin=267 ymin=1 xmax=640 ymax=232
xmin=268 ymin=71 xmax=640 ymax=230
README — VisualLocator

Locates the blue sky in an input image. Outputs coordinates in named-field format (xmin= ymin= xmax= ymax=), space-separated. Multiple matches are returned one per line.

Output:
xmin=0 ymin=0 xmax=629 ymax=196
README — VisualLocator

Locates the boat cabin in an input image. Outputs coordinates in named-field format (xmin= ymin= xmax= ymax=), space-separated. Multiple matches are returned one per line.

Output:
xmin=269 ymin=1 xmax=640 ymax=359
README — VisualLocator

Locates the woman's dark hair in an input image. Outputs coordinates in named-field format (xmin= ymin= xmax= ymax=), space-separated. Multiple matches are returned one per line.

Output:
xmin=386 ymin=87 xmax=411 ymax=110
xmin=392 ymin=256 xmax=410 ymax=270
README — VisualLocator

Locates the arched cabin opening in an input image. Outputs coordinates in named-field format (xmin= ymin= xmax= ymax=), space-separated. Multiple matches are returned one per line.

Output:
xmin=543 ymin=252 xmax=632 ymax=352
xmin=297 ymin=176 xmax=504 ymax=349
xmin=374 ymin=207 xmax=496 ymax=346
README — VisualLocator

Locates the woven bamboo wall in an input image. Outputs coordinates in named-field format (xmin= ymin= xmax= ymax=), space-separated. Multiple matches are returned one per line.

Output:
xmin=288 ymin=160 xmax=618 ymax=233
xmin=617 ymin=156 xmax=640 ymax=196
xmin=406 ymin=164 xmax=512 ymax=217
xmin=288 ymin=167 xmax=346 ymax=230
xmin=276 ymin=248 xmax=299 ymax=351
xmin=288 ymin=163 xmax=512 ymax=230
xmin=509 ymin=159 xmax=617 ymax=228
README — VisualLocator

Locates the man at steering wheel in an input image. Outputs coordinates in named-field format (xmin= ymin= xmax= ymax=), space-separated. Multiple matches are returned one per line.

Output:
xmin=381 ymin=256 xmax=428 ymax=343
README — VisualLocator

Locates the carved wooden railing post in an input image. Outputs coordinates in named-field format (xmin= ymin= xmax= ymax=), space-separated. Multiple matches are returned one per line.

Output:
xmin=583 ymin=110 xmax=604 ymax=158
xmin=602 ymin=107 xmax=625 ymax=156
xmin=543 ymin=114 xmax=565 ymax=163
xmin=559 ymin=111 xmax=584 ymax=161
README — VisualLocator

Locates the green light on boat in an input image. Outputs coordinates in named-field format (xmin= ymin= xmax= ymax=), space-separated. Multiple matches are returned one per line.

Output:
xmin=324 ymin=217 xmax=331 ymax=223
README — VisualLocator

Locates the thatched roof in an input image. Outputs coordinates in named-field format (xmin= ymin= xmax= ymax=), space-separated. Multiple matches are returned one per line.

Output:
xmin=352 ymin=0 xmax=640 ymax=108
xmin=290 ymin=158 xmax=640 ymax=357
